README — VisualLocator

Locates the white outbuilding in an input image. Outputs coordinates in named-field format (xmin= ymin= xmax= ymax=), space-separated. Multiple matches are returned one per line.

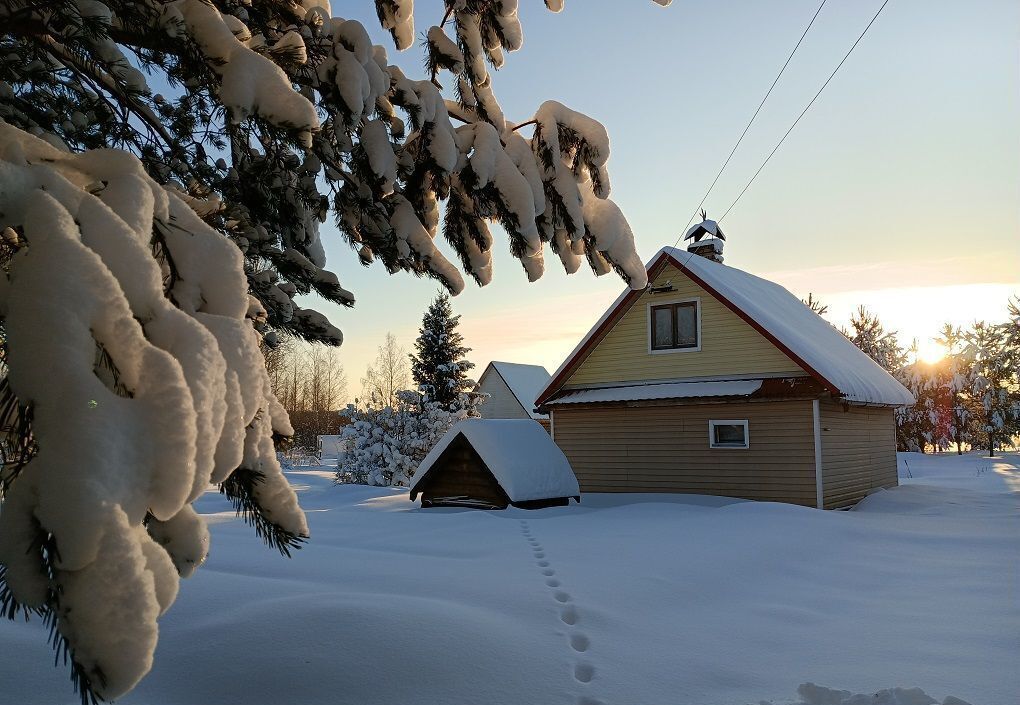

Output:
xmin=317 ymin=434 xmax=344 ymax=462
xmin=409 ymin=419 xmax=580 ymax=509
xmin=475 ymin=361 xmax=551 ymax=431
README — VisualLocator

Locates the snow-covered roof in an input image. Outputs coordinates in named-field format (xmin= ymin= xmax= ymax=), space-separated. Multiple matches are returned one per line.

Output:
xmin=410 ymin=419 xmax=580 ymax=503
xmin=486 ymin=361 xmax=551 ymax=419
xmin=537 ymin=248 xmax=915 ymax=408
xmin=547 ymin=380 xmax=763 ymax=405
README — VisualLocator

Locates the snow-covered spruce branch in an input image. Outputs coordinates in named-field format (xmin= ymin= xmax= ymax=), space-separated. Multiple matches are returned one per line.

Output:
xmin=0 ymin=125 xmax=306 ymax=702
xmin=2 ymin=1 xmax=654 ymax=347
xmin=0 ymin=0 xmax=670 ymax=700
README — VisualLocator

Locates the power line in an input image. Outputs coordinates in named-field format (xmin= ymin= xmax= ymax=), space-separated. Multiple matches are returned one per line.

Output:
xmin=670 ymin=0 xmax=830 ymax=252
xmin=719 ymin=0 xmax=892 ymax=222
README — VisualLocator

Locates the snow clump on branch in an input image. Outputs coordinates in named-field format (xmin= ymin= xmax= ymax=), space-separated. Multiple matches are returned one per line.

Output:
xmin=0 ymin=122 xmax=306 ymax=700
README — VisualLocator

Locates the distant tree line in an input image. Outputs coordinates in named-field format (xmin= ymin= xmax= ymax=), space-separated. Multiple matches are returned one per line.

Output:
xmin=840 ymin=299 xmax=1020 ymax=456
xmin=265 ymin=339 xmax=349 ymax=453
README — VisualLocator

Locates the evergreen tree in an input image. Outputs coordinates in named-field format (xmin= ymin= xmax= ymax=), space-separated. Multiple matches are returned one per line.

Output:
xmin=0 ymin=2 xmax=660 ymax=700
xmin=802 ymin=292 xmax=828 ymax=315
xmin=965 ymin=321 xmax=1015 ymax=457
xmin=895 ymin=350 xmax=940 ymax=453
xmin=410 ymin=292 xmax=475 ymax=409
xmin=846 ymin=306 xmax=906 ymax=373
xmin=935 ymin=324 xmax=974 ymax=455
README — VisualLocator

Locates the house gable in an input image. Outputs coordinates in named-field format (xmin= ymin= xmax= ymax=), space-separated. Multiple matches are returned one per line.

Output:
xmin=476 ymin=366 xmax=531 ymax=419
xmin=564 ymin=261 xmax=808 ymax=389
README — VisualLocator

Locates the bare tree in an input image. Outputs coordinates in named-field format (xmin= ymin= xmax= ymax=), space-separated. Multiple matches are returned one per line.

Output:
xmin=264 ymin=339 xmax=349 ymax=451
xmin=361 ymin=333 xmax=410 ymax=408
xmin=304 ymin=346 xmax=349 ymax=413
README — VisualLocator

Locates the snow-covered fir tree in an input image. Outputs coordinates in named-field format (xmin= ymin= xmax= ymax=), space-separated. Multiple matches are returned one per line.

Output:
xmin=965 ymin=321 xmax=1016 ymax=457
xmin=895 ymin=349 xmax=942 ymax=453
xmin=801 ymin=292 xmax=828 ymax=315
xmin=0 ymin=1 xmax=661 ymax=700
xmin=410 ymin=292 xmax=475 ymax=409
xmin=846 ymin=306 xmax=906 ymax=373
xmin=935 ymin=324 xmax=974 ymax=455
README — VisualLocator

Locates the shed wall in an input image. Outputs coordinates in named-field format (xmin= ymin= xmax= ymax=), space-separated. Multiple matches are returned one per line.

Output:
xmin=418 ymin=436 xmax=509 ymax=508
xmin=552 ymin=400 xmax=818 ymax=506
xmin=819 ymin=401 xmax=898 ymax=509
xmin=477 ymin=368 xmax=531 ymax=419
xmin=565 ymin=264 xmax=807 ymax=388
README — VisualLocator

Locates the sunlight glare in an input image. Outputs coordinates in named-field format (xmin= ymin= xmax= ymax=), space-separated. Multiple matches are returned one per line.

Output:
xmin=916 ymin=339 xmax=947 ymax=364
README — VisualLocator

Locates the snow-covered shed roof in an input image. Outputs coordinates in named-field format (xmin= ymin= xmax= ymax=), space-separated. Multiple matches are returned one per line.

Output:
xmin=537 ymin=247 xmax=915 ymax=408
xmin=483 ymin=361 xmax=551 ymax=419
xmin=547 ymin=380 xmax=763 ymax=405
xmin=409 ymin=419 xmax=580 ymax=503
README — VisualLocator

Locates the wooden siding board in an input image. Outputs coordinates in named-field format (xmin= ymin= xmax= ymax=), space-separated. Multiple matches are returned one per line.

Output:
xmin=564 ymin=264 xmax=806 ymax=388
xmin=819 ymin=401 xmax=898 ymax=508
xmin=553 ymin=401 xmax=817 ymax=505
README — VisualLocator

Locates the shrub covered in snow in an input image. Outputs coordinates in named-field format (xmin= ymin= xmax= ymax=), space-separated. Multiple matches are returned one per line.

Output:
xmin=336 ymin=390 xmax=480 ymax=487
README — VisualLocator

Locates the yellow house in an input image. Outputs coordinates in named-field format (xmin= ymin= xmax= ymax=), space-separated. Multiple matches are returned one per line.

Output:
xmin=535 ymin=242 xmax=915 ymax=509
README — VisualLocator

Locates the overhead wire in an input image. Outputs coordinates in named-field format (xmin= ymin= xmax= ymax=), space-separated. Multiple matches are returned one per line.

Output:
xmin=669 ymin=0 xmax=830 ymax=254
xmin=718 ymin=0 xmax=893 ymax=222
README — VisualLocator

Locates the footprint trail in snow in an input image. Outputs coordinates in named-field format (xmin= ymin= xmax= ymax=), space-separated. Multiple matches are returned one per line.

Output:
xmin=518 ymin=519 xmax=604 ymax=705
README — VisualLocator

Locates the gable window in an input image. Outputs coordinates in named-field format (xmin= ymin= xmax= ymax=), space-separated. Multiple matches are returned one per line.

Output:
xmin=649 ymin=300 xmax=699 ymax=351
xmin=709 ymin=420 xmax=749 ymax=449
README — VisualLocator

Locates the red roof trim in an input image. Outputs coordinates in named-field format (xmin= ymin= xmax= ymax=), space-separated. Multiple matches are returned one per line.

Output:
xmin=664 ymin=252 xmax=841 ymax=396
xmin=535 ymin=253 xmax=673 ymax=407
xmin=535 ymin=250 xmax=843 ymax=406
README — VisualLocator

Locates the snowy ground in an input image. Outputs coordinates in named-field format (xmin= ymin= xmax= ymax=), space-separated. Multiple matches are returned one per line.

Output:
xmin=3 ymin=452 xmax=1017 ymax=705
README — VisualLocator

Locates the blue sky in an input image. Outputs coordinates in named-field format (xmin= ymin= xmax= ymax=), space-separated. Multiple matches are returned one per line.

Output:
xmin=306 ymin=0 xmax=1019 ymax=390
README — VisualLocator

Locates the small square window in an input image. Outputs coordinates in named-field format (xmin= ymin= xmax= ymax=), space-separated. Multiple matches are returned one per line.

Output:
xmin=709 ymin=420 xmax=749 ymax=449
xmin=649 ymin=300 xmax=699 ymax=351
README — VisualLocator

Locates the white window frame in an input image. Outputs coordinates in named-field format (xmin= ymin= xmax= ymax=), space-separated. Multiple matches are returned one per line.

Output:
xmin=646 ymin=296 xmax=702 ymax=355
xmin=708 ymin=419 xmax=749 ymax=449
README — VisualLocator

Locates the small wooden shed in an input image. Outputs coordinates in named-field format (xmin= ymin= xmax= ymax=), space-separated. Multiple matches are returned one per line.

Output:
xmin=409 ymin=419 xmax=580 ymax=510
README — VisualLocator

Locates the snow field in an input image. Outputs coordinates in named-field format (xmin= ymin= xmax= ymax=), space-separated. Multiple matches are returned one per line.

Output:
xmin=1 ymin=454 xmax=1015 ymax=704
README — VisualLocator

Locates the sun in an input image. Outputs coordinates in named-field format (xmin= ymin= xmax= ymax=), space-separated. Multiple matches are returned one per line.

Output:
xmin=916 ymin=339 xmax=947 ymax=365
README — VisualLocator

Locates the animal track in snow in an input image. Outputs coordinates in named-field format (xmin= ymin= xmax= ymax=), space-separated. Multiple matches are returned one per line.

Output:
xmin=570 ymin=633 xmax=590 ymax=653
xmin=574 ymin=662 xmax=595 ymax=683
xmin=518 ymin=520 xmax=602 ymax=702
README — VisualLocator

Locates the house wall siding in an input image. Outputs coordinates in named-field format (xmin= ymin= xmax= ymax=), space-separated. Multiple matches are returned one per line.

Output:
xmin=552 ymin=400 xmax=818 ymax=506
xmin=477 ymin=369 xmax=530 ymax=419
xmin=819 ymin=401 xmax=898 ymax=509
xmin=565 ymin=264 xmax=807 ymax=388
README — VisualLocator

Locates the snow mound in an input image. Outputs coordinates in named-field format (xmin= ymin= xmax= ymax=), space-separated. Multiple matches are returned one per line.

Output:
xmin=795 ymin=682 xmax=971 ymax=705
